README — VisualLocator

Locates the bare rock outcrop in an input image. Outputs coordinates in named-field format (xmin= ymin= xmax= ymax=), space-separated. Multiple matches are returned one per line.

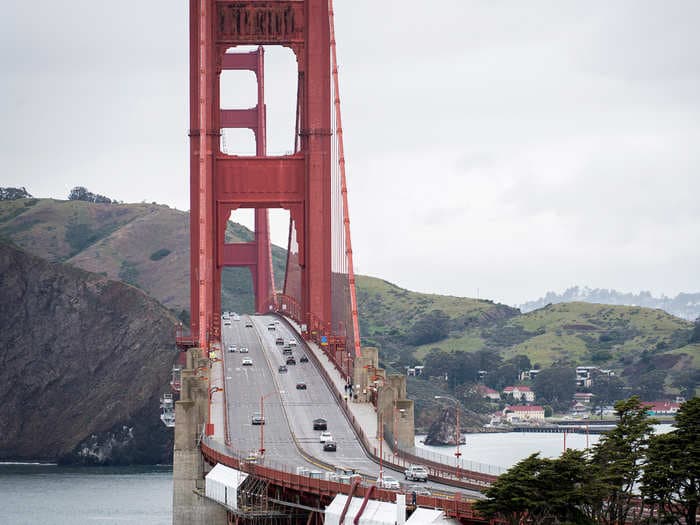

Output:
xmin=0 ymin=242 xmax=177 ymax=464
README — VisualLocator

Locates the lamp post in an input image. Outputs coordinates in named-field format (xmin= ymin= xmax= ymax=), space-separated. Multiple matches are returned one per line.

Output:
xmin=207 ymin=386 xmax=223 ymax=436
xmin=259 ymin=390 xmax=282 ymax=457
xmin=435 ymin=395 xmax=462 ymax=479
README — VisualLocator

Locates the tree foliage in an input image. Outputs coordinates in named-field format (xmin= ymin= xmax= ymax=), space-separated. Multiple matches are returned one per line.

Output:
xmin=0 ymin=186 xmax=32 ymax=200
xmin=476 ymin=396 xmax=693 ymax=525
xmin=641 ymin=397 xmax=700 ymax=525
xmin=408 ymin=309 xmax=451 ymax=345
xmin=68 ymin=186 xmax=113 ymax=204
xmin=590 ymin=371 xmax=625 ymax=410
xmin=475 ymin=450 xmax=594 ymax=524
xmin=532 ymin=367 xmax=576 ymax=409
xmin=585 ymin=397 xmax=656 ymax=524
xmin=691 ymin=318 xmax=700 ymax=344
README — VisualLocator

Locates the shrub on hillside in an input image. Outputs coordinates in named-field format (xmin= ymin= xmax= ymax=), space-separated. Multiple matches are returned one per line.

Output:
xmin=68 ymin=186 xmax=113 ymax=204
xmin=149 ymin=248 xmax=171 ymax=261
xmin=0 ymin=187 xmax=32 ymax=201
xmin=408 ymin=309 xmax=450 ymax=346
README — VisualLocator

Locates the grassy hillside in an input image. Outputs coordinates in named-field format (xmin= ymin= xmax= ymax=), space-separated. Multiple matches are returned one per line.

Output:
xmin=0 ymin=198 xmax=285 ymax=316
xmin=356 ymin=274 xmax=519 ymax=371
xmin=502 ymin=302 xmax=691 ymax=367
xmin=2 ymin=198 xmax=695 ymax=400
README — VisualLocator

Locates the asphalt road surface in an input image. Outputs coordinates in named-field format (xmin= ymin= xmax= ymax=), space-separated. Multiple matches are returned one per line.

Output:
xmin=222 ymin=314 xmax=481 ymax=497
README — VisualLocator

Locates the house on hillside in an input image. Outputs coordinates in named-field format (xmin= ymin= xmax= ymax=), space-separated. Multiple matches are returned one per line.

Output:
xmin=519 ymin=369 xmax=541 ymax=381
xmin=573 ymin=392 xmax=594 ymax=404
xmin=476 ymin=385 xmax=500 ymax=401
xmin=503 ymin=386 xmax=535 ymax=402
xmin=644 ymin=401 xmax=680 ymax=416
xmin=503 ymin=405 xmax=545 ymax=423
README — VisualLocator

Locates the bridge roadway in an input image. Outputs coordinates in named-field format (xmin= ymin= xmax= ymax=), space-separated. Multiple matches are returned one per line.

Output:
xmin=221 ymin=314 xmax=481 ymax=497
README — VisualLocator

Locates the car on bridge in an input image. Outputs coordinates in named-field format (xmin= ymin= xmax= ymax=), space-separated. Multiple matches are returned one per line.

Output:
xmin=407 ymin=484 xmax=431 ymax=496
xmin=239 ymin=347 xmax=249 ymax=353
xmin=295 ymin=382 xmax=307 ymax=390
xmin=242 ymin=358 xmax=253 ymax=366
xmin=404 ymin=465 xmax=429 ymax=482
xmin=228 ymin=344 xmax=236 ymax=352
xmin=278 ymin=365 xmax=288 ymax=373
xmin=288 ymin=339 xmax=297 ymax=347
xmin=245 ymin=320 xmax=253 ymax=328
xmin=267 ymin=323 xmax=275 ymax=331
xmin=313 ymin=418 xmax=327 ymax=430
xmin=251 ymin=412 xmax=265 ymax=425
xmin=299 ymin=354 xmax=309 ymax=363
xmin=323 ymin=440 xmax=337 ymax=452
xmin=377 ymin=475 xmax=401 ymax=490
xmin=282 ymin=348 xmax=292 ymax=356
xmin=275 ymin=337 xmax=284 ymax=345
xmin=286 ymin=356 xmax=296 ymax=365
xmin=319 ymin=431 xmax=333 ymax=443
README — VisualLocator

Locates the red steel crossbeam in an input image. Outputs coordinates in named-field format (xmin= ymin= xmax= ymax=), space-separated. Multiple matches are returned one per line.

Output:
xmin=189 ymin=0 xmax=332 ymax=349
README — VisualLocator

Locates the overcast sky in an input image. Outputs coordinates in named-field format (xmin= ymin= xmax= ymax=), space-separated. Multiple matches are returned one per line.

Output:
xmin=2 ymin=1 xmax=698 ymax=306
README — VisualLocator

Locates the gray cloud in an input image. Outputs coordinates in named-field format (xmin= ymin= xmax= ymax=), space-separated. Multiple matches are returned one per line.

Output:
xmin=1 ymin=1 xmax=698 ymax=305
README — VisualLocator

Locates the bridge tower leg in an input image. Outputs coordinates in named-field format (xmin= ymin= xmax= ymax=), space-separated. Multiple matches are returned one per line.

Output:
xmin=215 ymin=46 xmax=275 ymax=316
xmin=189 ymin=0 xmax=332 ymax=352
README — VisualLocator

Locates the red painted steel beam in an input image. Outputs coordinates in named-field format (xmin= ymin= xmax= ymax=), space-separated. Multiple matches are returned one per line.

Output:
xmin=221 ymin=242 xmax=256 ymax=267
xmin=221 ymin=51 xmax=258 ymax=71
xmin=214 ymin=156 xmax=306 ymax=204
xmin=220 ymin=108 xmax=259 ymax=129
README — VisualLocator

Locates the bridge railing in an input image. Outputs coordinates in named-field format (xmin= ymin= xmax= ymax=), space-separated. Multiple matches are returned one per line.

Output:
xmin=274 ymin=320 xmax=499 ymax=491
xmin=199 ymin=437 xmax=487 ymax=522
xmin=267 ymin=293 xmax=352 ymax=381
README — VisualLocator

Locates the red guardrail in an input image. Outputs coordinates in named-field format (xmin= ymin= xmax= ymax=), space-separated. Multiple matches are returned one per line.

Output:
xmin=199 ymin=440 xmax=486 ymax=522
xmin=270 ymin=314 xmax=498 ymax=491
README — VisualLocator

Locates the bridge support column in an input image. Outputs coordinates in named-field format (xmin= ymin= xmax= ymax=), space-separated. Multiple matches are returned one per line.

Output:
xmin=173 ymin=349 xmax=227 ymax=525
xmin=377 ymin=375 xmax=416 ymax=452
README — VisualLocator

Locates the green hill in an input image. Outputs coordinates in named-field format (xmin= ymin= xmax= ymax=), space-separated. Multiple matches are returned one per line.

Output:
xmin=2 ymin=197 xmax=696 ymax=399
xmin=0 ymin=198 xmax=285 ymax=316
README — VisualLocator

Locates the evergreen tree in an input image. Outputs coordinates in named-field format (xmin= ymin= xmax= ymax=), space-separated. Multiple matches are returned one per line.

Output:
xmin=585 ymin=397 xmax=656 ymax=524
xmin=642 ymin=397 xmax=700 ymax=525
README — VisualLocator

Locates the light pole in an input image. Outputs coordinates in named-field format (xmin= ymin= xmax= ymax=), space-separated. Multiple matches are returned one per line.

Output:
xmin=207 ymin=386 xmax=223 ymax=436
xmin=435 ymin=395 xmax=462 ymax=479
xmin=259 ymin=390 xmax=282 ymax=457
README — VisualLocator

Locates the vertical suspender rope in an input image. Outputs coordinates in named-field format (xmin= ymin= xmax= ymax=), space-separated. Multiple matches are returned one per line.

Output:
xmin=329 ymin=0 xmax=361 ymax=357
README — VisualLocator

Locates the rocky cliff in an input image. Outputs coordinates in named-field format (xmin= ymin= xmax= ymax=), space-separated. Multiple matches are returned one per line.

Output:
xmin=0 ymin=242 xmax=177 ymax=464
xmin=423 ymin=407 xmax=485 ymax=446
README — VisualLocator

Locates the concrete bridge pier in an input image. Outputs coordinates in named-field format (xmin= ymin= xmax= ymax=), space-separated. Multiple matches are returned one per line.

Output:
xmin=172 ymin=349 xmax=227 ymax=525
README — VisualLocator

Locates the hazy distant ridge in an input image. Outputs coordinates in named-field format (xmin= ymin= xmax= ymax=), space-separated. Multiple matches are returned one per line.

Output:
xmin=521 ymin=286 xmax=700 ymax=321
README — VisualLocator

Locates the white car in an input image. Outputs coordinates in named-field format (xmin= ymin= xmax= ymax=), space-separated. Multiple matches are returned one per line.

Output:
xmin=288 ymin=339 xmax=297 ymax=347
xmin=319 ymin=431 xmax=333 ymax=443
xmin=242 ymin=358 xmax=253 ymax=366
xmin=239 ymin=347 xmax=249 ymax=353
xmin=377 ymin=475 xmax=401 ymax=490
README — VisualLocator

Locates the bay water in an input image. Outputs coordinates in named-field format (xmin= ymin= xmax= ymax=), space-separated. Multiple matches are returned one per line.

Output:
xmin=0 ymin=464 xmax=172 ymax=525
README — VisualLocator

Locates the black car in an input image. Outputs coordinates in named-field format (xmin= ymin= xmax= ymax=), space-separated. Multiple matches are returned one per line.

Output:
xmin=323 ymin=441 xmax=337 ymax=452
xmin=299 ymin=355 xmax=309 ymax=363
xmin=278 ymin=365 xmax=288 ymax=373
xmin=282 ymin=348 xmax=292 ymax=356
xmin=313 ymin=418 xmax=327 ymax=430
xmin=286 ymin=356 xmax=296 ymax=365
xmin=296 ymin=382 xmax=307 ymax=390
